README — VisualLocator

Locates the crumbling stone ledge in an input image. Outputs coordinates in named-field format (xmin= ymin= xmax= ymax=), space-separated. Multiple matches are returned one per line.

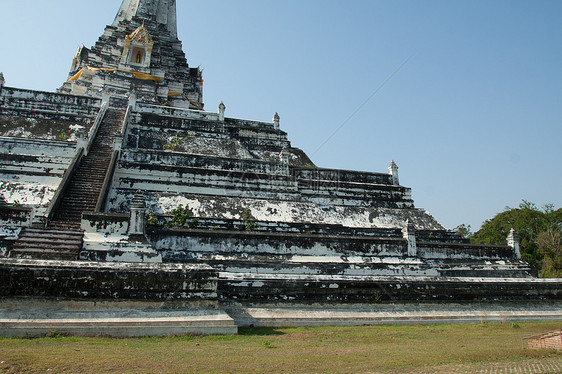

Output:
xmin=0 ymin=259 xmax=217 ymax=300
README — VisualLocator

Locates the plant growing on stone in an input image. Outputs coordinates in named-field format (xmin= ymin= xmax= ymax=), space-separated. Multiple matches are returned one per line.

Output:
xmin=242 ymin=207 xmax=257 ymax=232
xmin=146 ymin=209 xmax=158 ymax=225
xmin=166 ymin=204 xmax=200 ymax=229
xmin=58 ymin=131 xmax=68 ymax=141
xmin=188 ymin=218 xmax=200 ymax=229
xmin=167 ymin=204 xmax=192 ymax=227
xmin=163 ymin=133 xmax=194 ymax=151
xmin=371 ymin=292 xmax=383 ymax=304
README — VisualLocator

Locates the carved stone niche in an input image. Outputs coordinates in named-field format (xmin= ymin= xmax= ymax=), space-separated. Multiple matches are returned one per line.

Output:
xmin=120 ymin=25 xmax=154 ymax=70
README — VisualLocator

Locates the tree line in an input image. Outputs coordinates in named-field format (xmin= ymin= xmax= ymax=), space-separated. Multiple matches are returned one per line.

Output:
xmin=455 ymin=201 xmax=562 ymax=278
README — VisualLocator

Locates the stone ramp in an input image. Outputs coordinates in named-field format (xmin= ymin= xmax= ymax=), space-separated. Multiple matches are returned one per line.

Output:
xmin=222 ymin=300 xmax=562 ymax=328
xmin=0 ymin=298 xmax=237 ymax=337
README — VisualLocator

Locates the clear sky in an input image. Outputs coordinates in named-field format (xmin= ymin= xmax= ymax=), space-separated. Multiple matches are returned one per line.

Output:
xmin=1 ymin=0 xmax=561 ymax=232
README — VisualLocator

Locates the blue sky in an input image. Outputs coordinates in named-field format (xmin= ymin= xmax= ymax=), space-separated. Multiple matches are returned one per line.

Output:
xmin=1 ymin=0 xmax=561 ymax=232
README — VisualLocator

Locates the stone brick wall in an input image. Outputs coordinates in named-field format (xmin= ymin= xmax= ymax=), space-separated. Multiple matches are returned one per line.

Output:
xmin=1 ymin=87 xmax=101 ymax=121
xmin=0 ymin=259 xmax=217 ymax=300
xmin=219 ymin=274 xmax=562 ymax=302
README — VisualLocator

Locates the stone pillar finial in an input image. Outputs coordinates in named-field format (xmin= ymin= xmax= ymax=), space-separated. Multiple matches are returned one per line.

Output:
xmin=129 ymin=189 xmax=147 ymax=236
xmin=102 ymin=91 xmax=111 ymax=106
xmin=388 ymin=160 xmax=399 ymax=186
xmin=128 ymin=93 xmax=137 ymax=109
xmin=507 ymin=228 xmax=521 ymax=260
xmin=76 ymin=127 xmax=88 ymax=151
xmin=113 ymin=135 xmax=123 ymax=151
xmin=402 ymin=219 xmax=417 ymax=257
xmin=218 ymin=102 xmax=226 ymax=122
xmin=273 ymin=112 xmax=280 ymax=130
xmin=0 ymin=72 xmax=4 ymax=95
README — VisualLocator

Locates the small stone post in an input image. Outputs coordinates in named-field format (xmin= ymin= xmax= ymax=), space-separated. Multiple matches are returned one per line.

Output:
xmin=129 ymin=190 xmax=147 ymax=236
xmin=113 ymin=135 xmax=123 ymax=151
xmin=76 ymin=127 xmax=88 ymax=151
xmin=402 ymin=220 xmax=417 ymax=257
xmin=101 ymin=91 xmax=111 ymax=106
xmin=507 ymin=228 xmax=521 ymax=260
xmin=128 ymin=93 xmax=137 ymax=110
xmin=279 ymin=148 xmax=290 ymax=175
xmin=388 ymin=160 xmax=399 ymax=186
xmin=273 ymin=112 xmax=280 ymax=130
xmin=0 ymin=72 xmax=4 ymax=95
xmin=218 ymin=102 xmax=226 ymax=122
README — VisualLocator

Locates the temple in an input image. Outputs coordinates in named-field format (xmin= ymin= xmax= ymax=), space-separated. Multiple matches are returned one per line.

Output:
xmin=0 ymin=0 xmax=560 ymax=337
xmin=59 ymin=0 xmax=202 ymax=109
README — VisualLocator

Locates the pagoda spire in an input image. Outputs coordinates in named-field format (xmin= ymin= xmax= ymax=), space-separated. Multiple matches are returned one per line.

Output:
xmin=113 ymin=0 xmax=178 ymax=38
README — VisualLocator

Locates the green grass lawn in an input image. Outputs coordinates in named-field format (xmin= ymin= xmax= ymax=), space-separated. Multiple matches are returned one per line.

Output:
xmin=0 ymin=322 xmax=561 ymax=373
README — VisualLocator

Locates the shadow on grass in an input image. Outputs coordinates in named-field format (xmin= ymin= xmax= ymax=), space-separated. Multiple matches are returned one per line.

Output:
xmin=238 ymin=327 xmax=286 ymax=336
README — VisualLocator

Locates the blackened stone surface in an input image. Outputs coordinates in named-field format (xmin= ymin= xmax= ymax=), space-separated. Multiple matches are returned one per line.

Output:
xmin=0 ymin=259 xmax=217 ymax=300
xmin=218 ymin=274 xmax=562 ymax=302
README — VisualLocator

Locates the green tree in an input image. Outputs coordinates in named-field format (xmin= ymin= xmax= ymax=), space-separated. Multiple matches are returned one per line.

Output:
xmin=471 ymin=201 xmax=562 ymax=270
xmin=453 ymin=224 xmax=472 ymax=239
xmin=537 ymin=223 xmax=562 ymax=277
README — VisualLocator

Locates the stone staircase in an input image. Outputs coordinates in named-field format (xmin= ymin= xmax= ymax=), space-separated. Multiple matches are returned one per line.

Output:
xmin=9 ymin=228 xmax=85 ymax=260
xmin=10 ymin=109 xmax=125 ymax=260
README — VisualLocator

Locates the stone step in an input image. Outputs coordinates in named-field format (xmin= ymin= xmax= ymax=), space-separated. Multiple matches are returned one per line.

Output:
xmin=61 ymin=189 xmax=101 ymax=195
xmin=65 ymin=187 xmax=104 ymax=192
xmin=13 ymin=232 xmax=81 ymax=242
xmin=55 ymin=204 xmax=96 ymax=210
xmin=60 ymin=196 xmax=100 ymax=201
xmin=65 ymin=182 xmax=105 ymax=187
xmin=14 ymin=235 xmax=83 ymax=244
xmin=10 ymin=249 xmax=78 ymax=261
xmin=60 ymin=196 xmax=99 ymax=202
xmin=61 ymin=194 xmax=101 ymax=200
xmin=48 ymin=221 xmax=83 ymax=227
xmin=16 ymin=229 xmax=83 ymax=238
xmin=12 ymin=243 xmax=82 ymax=254
xmin=10 ymin=226 xmax=84 ymax=260
xmin=54 ymin=205 xmax=95 ymax=211
xmin=72 ymin=168 xmax=108 ymax=174
xmin=55 ymin=206 xmax=96 ymax=212
xmin=70 ymin=171 xmax=106 ymax=177
xmin=52 ymin=214 xmax=87 ymax=221
xmin=66 ymin=185 xmax=104 ymax=189
xmin=72 ymin=175 xmax=104 ymax=180
xmin=48 ymin=224 xmax=82 ymax=231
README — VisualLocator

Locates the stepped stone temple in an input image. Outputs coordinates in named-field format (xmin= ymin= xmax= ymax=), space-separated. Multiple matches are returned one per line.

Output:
xmin=0 ymin=0 xmax=561 ymax=336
